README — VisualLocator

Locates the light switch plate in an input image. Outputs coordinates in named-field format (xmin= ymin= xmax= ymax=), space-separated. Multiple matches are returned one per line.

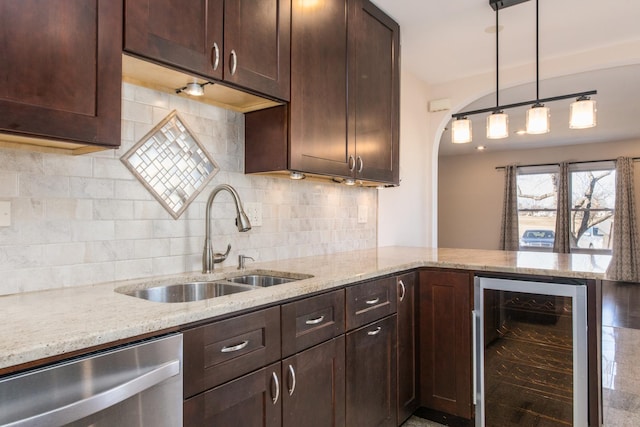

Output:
xmin=0 ymin=201 xmax=11 ymax=227
xmin=245 ymin=202 xmax=263 ymax=227
xmin=357 ymin=205 xmax=368 ymax=224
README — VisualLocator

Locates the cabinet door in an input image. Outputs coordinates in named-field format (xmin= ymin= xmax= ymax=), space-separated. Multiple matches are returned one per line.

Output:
xmin=289 ymin=0 xmax=353 ymax=178
xmin=124 ymin=0 xmax=223 ymax=80
xmin=348 ymin=0 xmax=400 ymax=184
xmin=346 ymin=315 xmax=397 ymax=427
xmin=419 ymin=269 xmax=472 ymax=419
xmin=0 ymin=0 xmax=122 ymax=148
xmin=184 ymin=362 xmax=282 ymax=427
xmin=397 ymin=272 xmax=419 ymax=424
xmin=282 ymin=336 xmax=346 ymax=427
xmin=224 ymin=0 xmax=290 ymax=100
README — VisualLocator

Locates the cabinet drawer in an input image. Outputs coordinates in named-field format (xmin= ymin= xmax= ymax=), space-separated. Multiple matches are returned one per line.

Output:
xmin=281 ymin=289 xmax=345 ymax=358
xmin=346 ymin=276 xmax=397 ymax=330
xmin=183 ymin=306 xmax=281 ymax=398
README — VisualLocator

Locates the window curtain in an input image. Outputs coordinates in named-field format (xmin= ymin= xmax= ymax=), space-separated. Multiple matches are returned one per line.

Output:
xmin=606 ymin=157 xmax=640 ymax=282
xmin=553 ymin=162 xmax=571 ymax=253
xmin=499 ymin=165 xmax=520 ymax=251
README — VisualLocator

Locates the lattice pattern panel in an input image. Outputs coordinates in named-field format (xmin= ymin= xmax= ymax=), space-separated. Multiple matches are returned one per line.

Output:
xmin=121 ymin=110 xmax=219 ymax=218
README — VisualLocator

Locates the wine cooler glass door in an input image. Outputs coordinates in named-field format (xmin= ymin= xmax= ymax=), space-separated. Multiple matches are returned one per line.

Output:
xmin=473 ymin=277 xmax=587 ymax=427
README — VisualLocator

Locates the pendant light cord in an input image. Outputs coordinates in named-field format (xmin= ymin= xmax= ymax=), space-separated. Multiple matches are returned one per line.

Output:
xmin=535 ymin=0 xmax=540 ymax=102
xmin=495 ymin=5 xmax=500 ymax=108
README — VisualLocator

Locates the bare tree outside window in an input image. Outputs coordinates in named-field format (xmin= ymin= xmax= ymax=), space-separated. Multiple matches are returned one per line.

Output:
xmin=516 ymin=164 xmax=615 ymax=253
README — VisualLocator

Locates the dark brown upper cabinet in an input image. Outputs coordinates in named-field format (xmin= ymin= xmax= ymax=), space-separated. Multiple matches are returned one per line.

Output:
xmin=0 ymin=0 xmax=122 ymax=153
xmin=124 ymin=0 xmax=290 ymax=101
xmin=348 ymin=0 xmax=400 ymax=184
xmin=245 ymin=0 xmax=400 ymax=186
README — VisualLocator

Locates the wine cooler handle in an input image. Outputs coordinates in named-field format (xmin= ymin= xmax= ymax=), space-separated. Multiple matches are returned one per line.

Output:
xmin=472 ymin=310 xmax=480 ymax=405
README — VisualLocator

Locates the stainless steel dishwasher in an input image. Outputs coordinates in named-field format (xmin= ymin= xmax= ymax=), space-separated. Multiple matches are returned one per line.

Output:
xmin=0 ymin=333 xmax=183 ymax=427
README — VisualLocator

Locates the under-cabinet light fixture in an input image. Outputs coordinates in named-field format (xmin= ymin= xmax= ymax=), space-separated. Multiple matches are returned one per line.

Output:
xmin=175 ymin=81 xmax=212 ymax=97
xmin=289 ymin=171 xmax=306 ymax=180
xmin=451 ymin=0 xmax=597 ymax=143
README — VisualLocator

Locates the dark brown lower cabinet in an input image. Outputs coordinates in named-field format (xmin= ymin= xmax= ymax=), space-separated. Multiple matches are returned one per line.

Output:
xmin=282 ymin=336 xmax=346 ymax=427
xmin=184 ymin=361 xmax=282 ymax=426
xmin=346 ymin=315 xmax=397 ymax=427
xmin=396 ymin=272 xmax=419 ymax=424
xmin=418 ymin=269 xmax=473 ymax=419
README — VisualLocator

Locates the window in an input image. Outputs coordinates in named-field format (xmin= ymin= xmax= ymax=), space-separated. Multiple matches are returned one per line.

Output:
xmin=517 ymin=167 xmax=558 ymax=250
xmin=516 ymin=162 xmax=615 ymax=253
xmin=570 ymin=162 xmax=615 ymax=253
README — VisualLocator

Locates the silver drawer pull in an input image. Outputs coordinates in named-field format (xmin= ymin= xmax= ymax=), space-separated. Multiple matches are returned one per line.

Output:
xmin=287 ymin=365 xmax=296 ymax=396
xmin=367 ymin=326 xmax=382 ymax=336
xmin=220 ymin=340 xmax=249 ymax=353
xmin=305 ymin=315 xmax=325 ymax=325
xmin=399 ymin=280 xmax=406 ymax=302
xmin=365 ymin=297 xmax=380 ymax=305
xmin=271 ymin=372 xmax=280 ymax=404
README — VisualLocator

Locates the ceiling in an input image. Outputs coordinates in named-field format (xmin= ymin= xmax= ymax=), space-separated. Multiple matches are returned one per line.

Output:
xmin=372 ymin=0 xmax=640 ymax=156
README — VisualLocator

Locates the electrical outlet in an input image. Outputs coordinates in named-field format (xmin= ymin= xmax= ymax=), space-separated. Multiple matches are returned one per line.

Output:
xmin=357 ymin=205 xmax=368 ymax=224
xmin=0 ymin=201 xmax=10 ymax=227
xmin=245 ymin=202 xmax=263 ymax=227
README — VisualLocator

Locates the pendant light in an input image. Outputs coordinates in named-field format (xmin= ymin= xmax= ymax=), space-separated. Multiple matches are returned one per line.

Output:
xmin=450 ymin=0 xmax=597 ymax=144
xmin=451 ymin=117 xmax=472 ymax=144
xmin=569 ymin=96 xmax=597 ymax=129
xmin=525 ymin=0 xmax=549 ymax=134
xmin=486 ymin=4 xmax=508 ymax=140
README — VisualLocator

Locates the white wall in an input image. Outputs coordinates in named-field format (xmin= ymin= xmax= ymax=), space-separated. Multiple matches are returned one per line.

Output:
xmin=0 ymin=83 xmax=378 ymax=296
xmin=377 ymin=69 xmax=432 ymax=247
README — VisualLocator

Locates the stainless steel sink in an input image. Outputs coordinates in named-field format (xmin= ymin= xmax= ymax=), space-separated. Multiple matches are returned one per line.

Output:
xmin=118 ymin=271 xmax=314 ymax=303
xmin=123 ymin=281 xmax=252 ymax=303
xmin=226 ymin=274 xmax=294 ymax=287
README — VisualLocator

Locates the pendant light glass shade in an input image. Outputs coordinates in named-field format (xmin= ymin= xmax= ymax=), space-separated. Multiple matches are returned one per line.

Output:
xmin=451 ymin=118 xmax=472 ymax=144
xmin=526 ymin=104 xmax=550 ymax=134
xmin=486 ymin=112 xmax=509 ymax=139
xmin=569 ymin=98 xmax=597 ymax=129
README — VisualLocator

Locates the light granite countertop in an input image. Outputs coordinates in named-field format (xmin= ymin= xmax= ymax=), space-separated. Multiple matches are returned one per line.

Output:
xmin=0 ymin=246 xmax=610 ymax=372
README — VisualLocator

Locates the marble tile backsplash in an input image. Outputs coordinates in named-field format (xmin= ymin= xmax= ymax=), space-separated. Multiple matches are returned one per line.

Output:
xmin=0 ymin=83 xmax=377 ymax=296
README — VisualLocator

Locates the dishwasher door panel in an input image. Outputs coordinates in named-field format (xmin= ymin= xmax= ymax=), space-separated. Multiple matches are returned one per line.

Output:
xmin=0 ymin=333 xmax=183 ymax=427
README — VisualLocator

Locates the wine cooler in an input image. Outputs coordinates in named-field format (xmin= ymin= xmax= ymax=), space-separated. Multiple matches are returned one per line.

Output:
xmin=473 ymin=276 xmax=588 ymax=426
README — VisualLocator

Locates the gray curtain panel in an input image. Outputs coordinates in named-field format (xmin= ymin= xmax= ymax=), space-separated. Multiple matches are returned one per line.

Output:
xmin=554 ymin=162 xmax=571 ymax=253
xmin=499 ymin=165 xmax=520 ymax=251
xmin=606 ymin=157 xmax=640 ymax=282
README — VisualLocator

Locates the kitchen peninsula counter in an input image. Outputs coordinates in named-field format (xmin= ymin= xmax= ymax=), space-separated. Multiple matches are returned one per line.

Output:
xmin=0 ymin=246 xmax=609 ymax=372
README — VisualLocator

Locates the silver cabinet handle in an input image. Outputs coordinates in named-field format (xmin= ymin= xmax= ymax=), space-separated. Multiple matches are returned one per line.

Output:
xmin=367 ymin=326 xmax=382 ymax=336
xmin=212 ymin=42 xmax=220 ymax=71
xmin=287 ymin=364 xmax=296 ymax=396
xmin=220 ymin=340 xmax=249 ymax=353
xmin=365 ymin=297 xmax=380 ymax=305
xmin=271 ymin=371 xmax=280 ymax=405
xmin=356 ymin=156 xmax=364 ymax=173
xmin=399 ymin=280 xmax=406 ymax=302
xmin=230 ymin=49 xmax=238 ymax=76
xmin=348 ymin=155 xmax=356 ymax=171
xmin=6 ymin=360 xmax=179 ymax=427
xmin=305 ymin=315 xmax=325 ymax=325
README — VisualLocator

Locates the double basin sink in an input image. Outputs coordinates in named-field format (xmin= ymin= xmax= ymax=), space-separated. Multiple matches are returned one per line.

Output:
xmin=119 ymin=272 xmax=313 ymax=303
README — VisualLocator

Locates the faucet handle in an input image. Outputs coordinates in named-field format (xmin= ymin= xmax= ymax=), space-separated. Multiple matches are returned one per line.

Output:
xmin=213 ymin=244 xmax=231 ymax=264
xmin=238 ymin=254 xmax=255 ymax=270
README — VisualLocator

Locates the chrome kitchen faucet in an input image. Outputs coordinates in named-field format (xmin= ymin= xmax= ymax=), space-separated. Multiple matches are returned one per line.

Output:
xmin=202 ymin=184 xmax=251 ymax=273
